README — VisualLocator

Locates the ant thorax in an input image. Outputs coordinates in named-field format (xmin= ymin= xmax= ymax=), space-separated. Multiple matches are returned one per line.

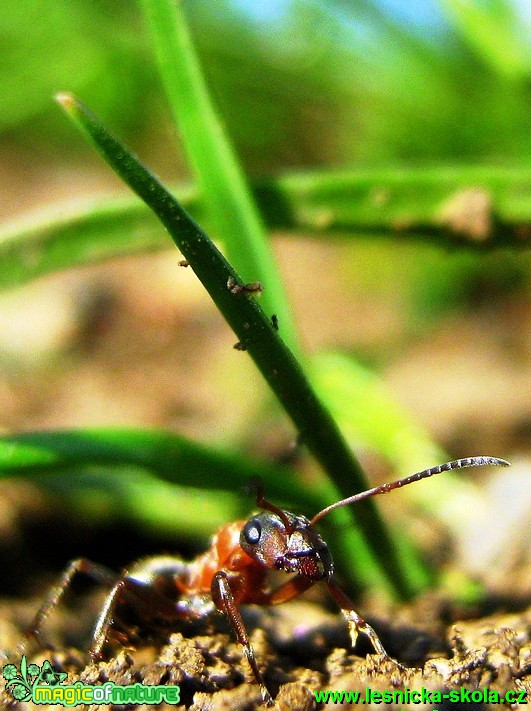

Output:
xmin=240 ymin=511 xmax=333 ymax=581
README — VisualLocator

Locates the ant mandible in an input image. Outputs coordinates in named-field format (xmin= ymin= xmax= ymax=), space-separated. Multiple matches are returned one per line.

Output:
xmin=24 ymin=455 xmax=508 ymax=706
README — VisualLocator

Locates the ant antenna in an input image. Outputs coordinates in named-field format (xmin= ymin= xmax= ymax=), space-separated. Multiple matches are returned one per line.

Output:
xmin=247 ymin=477 xmax=294 ymax=532
xmin=310 ymin=456 xmax=510 ymax=526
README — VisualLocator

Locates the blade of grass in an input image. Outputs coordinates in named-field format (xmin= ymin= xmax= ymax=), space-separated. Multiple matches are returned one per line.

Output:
xmin=138 ymin=0 xmax=299 ymax=354
xmin=55 ymin=92 xmax=425 ymax=598
xmin=268 ymin=167 xmax=531 ymax=245
xmin=311 ymin=352 xmax=447 ymax=475
xmin=0 ymin=428 xmax=322 ymax=511
xmin=0 ymin=427 xmax=313 ymax=543
xmin=442 ymin=0 xmax=530 ymax=80
xmin=311 ymin=350 xmax=480 ymax=591
xmin=42 ymin=467 xmax=243 ymax=540
xmin=1 ymin=166 xmax=528 ymax=291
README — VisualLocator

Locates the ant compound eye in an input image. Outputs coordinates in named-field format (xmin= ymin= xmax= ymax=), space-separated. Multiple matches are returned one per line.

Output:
xmin=242 ymin=519 xmax=262 ymax=546
xmin=240 ymin=512 xmax=290 ymax=568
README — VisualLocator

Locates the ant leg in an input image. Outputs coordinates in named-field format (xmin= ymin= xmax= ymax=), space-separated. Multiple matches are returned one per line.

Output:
xmin=90 ymin=573 xmax=188 ymax=660
xmin=90 ymin=578 xmax=133 ymax=660
xmin=327 ymin=577 xmax=402 ymax=664
xmin=212 ymin=571 xmax=273 ymax=707
xmin=23 ymin=558 xmax=117 ymax=652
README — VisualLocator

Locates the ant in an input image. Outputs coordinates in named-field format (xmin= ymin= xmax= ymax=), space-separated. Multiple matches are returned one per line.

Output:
xmin=23 ymin=456 xmax=508 ymax=705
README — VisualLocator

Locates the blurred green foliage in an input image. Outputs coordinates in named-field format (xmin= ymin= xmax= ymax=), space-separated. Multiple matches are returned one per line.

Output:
xmin=0 ymin=1 xmax=153 ymax=147
xmin=1 ymin=0 xmax=529 ymax=166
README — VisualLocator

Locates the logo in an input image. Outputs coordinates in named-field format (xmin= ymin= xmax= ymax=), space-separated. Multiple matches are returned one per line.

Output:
xmin=2 ymin=656 xmax=181 ymax=706
xmin=2 ymin=656 xmax=67 ymax=702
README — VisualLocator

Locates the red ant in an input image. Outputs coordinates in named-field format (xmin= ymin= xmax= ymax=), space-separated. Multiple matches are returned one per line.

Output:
xmin=23 ymin=456 xmax=508 ymax=705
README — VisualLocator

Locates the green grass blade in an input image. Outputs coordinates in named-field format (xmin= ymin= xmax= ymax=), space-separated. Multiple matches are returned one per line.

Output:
xmin=0 ymin=427 xmax=308 ymax=542
xmin=312 ymin=351 xmax=458 ymax=591
xmin=138 ymin=0 xmax=299 ymax=354
xmin=55 ymin=92 xmax=425 ymax=598
xmin=312 ymin=352 xmax=446 ymax=474
xmin=0 ymin=427 xmax=318 ymax=506
xmin=0 ymin=194 xmax=167 ymax=291
xmin=41 ymin=469 xmax=243 ymax=540
xmin=442 ymin=0 xmax=531 ymax=80
xmin=270 ymin=167 xmax=531 ymax=245
xmin=1 ymin=166 xmax=528 ymax=292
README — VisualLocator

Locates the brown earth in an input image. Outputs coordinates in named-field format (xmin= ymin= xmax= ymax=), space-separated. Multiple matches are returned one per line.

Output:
xmin=0 ymin=582 xmax=529 ymax=709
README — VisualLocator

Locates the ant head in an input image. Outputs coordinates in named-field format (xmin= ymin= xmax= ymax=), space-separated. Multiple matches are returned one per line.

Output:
xmin=241 ymin=458 xmax=509 ymax=580
xmin=240 ymin=510 xmax=333 ymax=581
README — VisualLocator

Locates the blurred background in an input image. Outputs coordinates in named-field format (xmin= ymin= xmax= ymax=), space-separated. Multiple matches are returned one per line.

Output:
xmin=0 ymin=0 xmax=529 ymax=598
xmin=2 ymin=0 xmax=530 ymax=209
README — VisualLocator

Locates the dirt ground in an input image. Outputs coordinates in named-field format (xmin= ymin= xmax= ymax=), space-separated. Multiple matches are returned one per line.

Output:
xmin=0 ymin=584 xmax=529 ymax=709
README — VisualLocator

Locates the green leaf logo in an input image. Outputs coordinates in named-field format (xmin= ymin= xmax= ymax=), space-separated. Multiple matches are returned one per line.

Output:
xmin=34 ymin=660 xmax=68 ymax=686
xmin=2 ymin=655 xmax=67 ymax=702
